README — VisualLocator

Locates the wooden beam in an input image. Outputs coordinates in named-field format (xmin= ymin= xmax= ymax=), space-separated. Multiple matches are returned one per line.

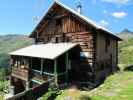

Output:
xmin=30 ymin=58 xmax=32 ymax=69
xmin=65 ymin=52 xmax=69 ymax=84
xmin=38 ymin=20 xmax=49 ymax=33
xmin=54 ymin=59 xmax=58 ymax=86
xmin=25 ymin=81 xmax=30 ymax=90
xmin=54 ymin=13 xmax=68 ymax=19
xmin=41 ymin=59 xmax=43 ymax=75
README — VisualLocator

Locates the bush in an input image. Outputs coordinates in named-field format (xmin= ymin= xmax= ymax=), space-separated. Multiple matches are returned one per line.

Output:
xmin=0 ymin=68 xmax=6 ymax=81
xmin=40 ymin=82 xmax=60 ymax=100
xmin=0 ymin=81 xmax=7 ymax=91
xmin=0 ymin=54 xmax=10 ymax=68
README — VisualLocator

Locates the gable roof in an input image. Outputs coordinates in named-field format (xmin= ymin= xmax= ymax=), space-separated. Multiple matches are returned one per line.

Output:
xmin=30 ymin=0 xmax=121 ymax=41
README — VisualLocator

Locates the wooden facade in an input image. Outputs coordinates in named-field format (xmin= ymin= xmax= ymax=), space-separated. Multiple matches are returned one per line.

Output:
xmin=9 ymin=1 xmax=121 ymax=95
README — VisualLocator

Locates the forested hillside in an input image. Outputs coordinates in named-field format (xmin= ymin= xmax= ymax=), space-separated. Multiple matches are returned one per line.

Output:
xmin=0 ymin=35 xmax=32 ymax=68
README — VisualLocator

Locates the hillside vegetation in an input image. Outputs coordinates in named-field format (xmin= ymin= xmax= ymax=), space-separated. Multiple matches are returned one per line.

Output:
xmin=119 ymin=38 xmax=133 ymax=66
xmin=0 ymin=35 xmax=32 ymax=68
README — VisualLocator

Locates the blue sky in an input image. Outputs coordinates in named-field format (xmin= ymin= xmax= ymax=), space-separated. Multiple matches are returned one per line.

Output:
xmin=0 ymin=0 xmax=132 ymax=35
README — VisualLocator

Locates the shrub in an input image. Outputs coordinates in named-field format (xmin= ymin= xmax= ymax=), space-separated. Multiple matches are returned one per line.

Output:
xmin=0 ymin=68 xmax=6 ymax=81
xmin=0 ymin=81 xmax=6 ymax=91
xmin=40 ymin=82 xmax=60 ymax=100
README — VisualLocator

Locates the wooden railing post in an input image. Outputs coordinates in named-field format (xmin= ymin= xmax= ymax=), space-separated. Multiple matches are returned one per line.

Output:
xmin=65 ymin=52 xmax=69 ymax=85
xmin=54 ymin=59 xmax=58 ymax=86
xmin=41 ymin=59 xmax=43 ymax=75
xmin=26 ymin=81 xmax=30 ymax=90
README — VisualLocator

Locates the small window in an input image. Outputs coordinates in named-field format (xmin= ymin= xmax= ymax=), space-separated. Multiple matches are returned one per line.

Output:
xmin=55 ymin=37 xmax=59 ymax=43
xmin=105 ymin=38 xmax=110 ymax=52
xmin=80 ymin=52 xmax=89 ymax=59
xmin=56 ymin=19 xmax=62 ymax=26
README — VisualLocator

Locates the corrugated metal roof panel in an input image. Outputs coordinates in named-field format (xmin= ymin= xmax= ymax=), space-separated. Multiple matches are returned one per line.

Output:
xmin=9 ymin=43 xmax=78 ymax=59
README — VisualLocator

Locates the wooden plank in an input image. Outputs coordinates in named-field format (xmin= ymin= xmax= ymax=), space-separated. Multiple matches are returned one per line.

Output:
xmin=38 ymin=20 xmax=49 ymax=33
xmin=54 ymin=59 xmax=58 ymax=86
xmin=65 ymin=52 xmax=69 ymax=84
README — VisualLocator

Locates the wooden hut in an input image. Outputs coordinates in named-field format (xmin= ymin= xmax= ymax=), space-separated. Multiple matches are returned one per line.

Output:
xmin=9 ymin=1 xmax=121 ymax=94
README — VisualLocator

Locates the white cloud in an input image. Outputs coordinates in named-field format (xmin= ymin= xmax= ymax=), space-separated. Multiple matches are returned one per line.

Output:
xmin=99 ymin=20 xmax=109 ymax=28
xmin=102 ymin=0 xmax=130 ymax=5
xmin=111 ymin=11 xmax=127 ymax=18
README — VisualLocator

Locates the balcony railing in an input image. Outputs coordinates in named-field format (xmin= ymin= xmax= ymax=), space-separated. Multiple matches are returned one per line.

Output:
xmin=31 ymin=69 xmax=54 ymax=84
xmin=11 ymin=67 xmax=29 ymax=81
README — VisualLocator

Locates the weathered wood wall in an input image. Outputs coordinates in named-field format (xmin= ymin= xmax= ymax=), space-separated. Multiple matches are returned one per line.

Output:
xmin=95 ymin=32 xmax=118 ymax=83
xmin=35 ymin=11 xmax=95 ymax=69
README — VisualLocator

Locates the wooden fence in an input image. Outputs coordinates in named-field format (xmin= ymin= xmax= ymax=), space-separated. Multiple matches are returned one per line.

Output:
xmin=6 ymin=80 xmax=52 ymax=100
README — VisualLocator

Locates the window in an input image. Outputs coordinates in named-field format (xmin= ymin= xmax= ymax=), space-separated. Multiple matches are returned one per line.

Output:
xmin=43 ymin=60 xmax=54 ymax=73
xmin=105 ymin=38 xmax=110 ymax=52
xmin=32 ymin=58 xmax=41 ymax=71
xmin=55 ymin=37 xmax=59 ymax=43
xmin=80 ymin=52 xmax=89 ymax=58
xmin=56 ymin=19 xmax=62 ymax=26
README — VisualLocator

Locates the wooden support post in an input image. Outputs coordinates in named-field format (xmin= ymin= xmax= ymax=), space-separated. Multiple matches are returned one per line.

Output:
xmin=26 ymin=81 xmax=30 ymax=90
xmin=65 ymin=52 xmax=69 ymax=85
xmin=41 ymin=59 xmax=43 ymax=75
xmin=30 ymin=58 xmax=32 ymax=69
xmin=9 ymin=76 xmax=15 ymax=95
xmin=54 ymin=59 xmax=58 ymax=86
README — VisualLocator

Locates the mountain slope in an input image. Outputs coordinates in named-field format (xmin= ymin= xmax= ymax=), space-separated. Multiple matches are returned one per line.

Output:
xmin=0 ymin=35 xmax=32 ymax=68
xmin=119 ymin=37 xmax=133 ymax=67
xmin=118 ymin=29 xmax=133 ymax=39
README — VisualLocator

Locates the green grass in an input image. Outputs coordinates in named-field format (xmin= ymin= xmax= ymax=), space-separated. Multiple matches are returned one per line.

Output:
xmin=0 ymin=92 xmax=4 ymax=100
xmin=0 ymin=68 xmax=8 ymax=100
xmin=0 ymin=81 xmax=7 ymax=100
xmin=119 ymin=38 xmax=133 ymax=66
xmin=89 ymin=72 xmax=133 ymax=100
xmin=56 ymin=72 xmax=133 ymax=100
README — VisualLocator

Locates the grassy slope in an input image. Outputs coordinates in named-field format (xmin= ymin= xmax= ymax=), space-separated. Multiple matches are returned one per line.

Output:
xmin=119 ymin=38 xmax=133 ymax=67
xmin=56 ymin=38 xmax=133 ymax=100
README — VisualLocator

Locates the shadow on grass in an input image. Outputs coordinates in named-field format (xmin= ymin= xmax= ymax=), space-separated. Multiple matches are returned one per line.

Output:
xmin=78 ymin=95 xmax=92 ymax=100
xmin=124 ymin=65 xmax=133 ymax=71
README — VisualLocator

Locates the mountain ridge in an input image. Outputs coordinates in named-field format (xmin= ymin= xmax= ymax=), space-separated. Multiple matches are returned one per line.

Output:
xmin=117 ymin=28 xmax=133 ymax=39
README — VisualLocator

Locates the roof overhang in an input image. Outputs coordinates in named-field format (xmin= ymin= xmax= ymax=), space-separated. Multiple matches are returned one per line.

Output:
xmin=9 ymin=43 xmax=78 ymax=60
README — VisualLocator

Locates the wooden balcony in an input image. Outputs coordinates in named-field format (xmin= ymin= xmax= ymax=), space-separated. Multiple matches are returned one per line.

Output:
xmin=11 ymin=67 xmax=29 ymax=81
